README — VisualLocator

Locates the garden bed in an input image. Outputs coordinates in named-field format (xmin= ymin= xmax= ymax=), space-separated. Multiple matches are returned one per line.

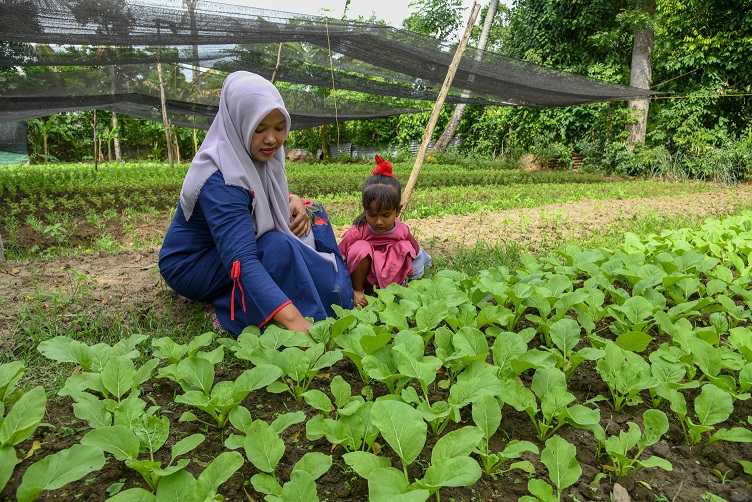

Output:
xmin=3 ymin=182 xmax=752 ymax=501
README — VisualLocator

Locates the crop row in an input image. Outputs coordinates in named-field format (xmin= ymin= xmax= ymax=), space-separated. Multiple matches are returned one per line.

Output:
xmin=4 ymin=211 xmax=752 ymax=500
xmin=0 ymin=161 xmax=634 ymax=200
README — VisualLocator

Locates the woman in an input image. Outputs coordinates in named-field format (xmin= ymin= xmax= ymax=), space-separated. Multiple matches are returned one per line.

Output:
xmin=159 ymin=71 xmax=354 ymax=335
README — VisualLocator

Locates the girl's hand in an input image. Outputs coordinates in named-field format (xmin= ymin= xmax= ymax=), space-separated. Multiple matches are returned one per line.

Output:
xmin=354 ymin=290 xmax=369 ymax=307
xmin=288 ymin=194 xmax=311 ymax=237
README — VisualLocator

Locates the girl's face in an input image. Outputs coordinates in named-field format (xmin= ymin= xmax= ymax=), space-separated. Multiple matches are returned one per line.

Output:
xmin=250 ymin=109 xmax=287 ymax=161
xmin=365 ymin=201 xmax=400 ymax=234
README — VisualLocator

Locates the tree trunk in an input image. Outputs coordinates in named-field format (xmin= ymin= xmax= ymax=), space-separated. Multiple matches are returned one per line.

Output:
xmin=626 ymin=0 xmax=655 ymax=151
xmin=111 ymin=112 xmax=122 ymax=162
xmin=319 ymin=125 xmax=331 ymax=160
xmin=108 ymin=63 xmax=122 ymax=162
xmin=433 ymin=0 xmax=499 ymax=153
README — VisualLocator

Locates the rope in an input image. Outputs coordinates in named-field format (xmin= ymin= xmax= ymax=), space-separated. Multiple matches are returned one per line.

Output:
xmin=654 ymin=93 xmax=752 ymax=100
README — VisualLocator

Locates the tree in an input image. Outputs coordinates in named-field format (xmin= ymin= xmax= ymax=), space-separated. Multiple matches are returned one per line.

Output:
xmin=649 ymin=0 xmax=752 ymax=149
xmin=402 ymin=0 xmax=465 ymax=42
xmin=432 ymin=0 xmax=501 ymax=153
xmin=625 ymin=0 xmax=655 ymax=150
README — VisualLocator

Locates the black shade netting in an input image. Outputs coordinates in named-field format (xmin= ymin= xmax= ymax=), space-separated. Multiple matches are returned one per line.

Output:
xmin=0 ymin=0 xmax=658 ymax=126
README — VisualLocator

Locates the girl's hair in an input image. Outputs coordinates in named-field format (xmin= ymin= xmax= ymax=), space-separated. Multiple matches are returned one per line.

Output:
xmin=353 ymin=174 xmax=402 ymax=227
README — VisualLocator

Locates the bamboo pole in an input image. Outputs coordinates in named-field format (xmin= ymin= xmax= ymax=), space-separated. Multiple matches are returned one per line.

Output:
xmin=157 ymin=60 xmax=174 ymax=169
xmin=400 ymin=2 xmax=481 ymax=214
xmin=93 ymin=109 xmax=98 ymax=171
xmin=270 ymin=42 xmax=284 ymax=84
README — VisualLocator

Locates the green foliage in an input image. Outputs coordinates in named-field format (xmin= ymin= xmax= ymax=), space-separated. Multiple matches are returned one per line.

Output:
xmin=651 ymin=0 xmax=752 ymax=150
xmin=401 ymin=0 xmax=464 ymax=41
xmin=15 ymin=444 xmax=105 ymax=502
xmin=603 ymin=409 xmax=672 ymax=477
xmin=520 ymin=435 xmax=581 ymax=502
xmin=0 ymin=362 xmax=47 ymax=494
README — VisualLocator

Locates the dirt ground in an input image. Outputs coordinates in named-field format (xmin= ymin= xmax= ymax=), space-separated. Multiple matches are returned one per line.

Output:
xmin=3 ymin=188 xmax=752 ymax=501
xmin=4 ymin=185 xmax=752 ymax=344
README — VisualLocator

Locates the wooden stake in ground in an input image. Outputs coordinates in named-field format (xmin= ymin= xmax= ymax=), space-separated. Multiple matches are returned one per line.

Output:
xmin=400 ymin=2 xmax=481 ymax=214
xmin=93 ymin=108 xmax=98 ymax=171
xmin=157 ymin=60 xmax=174 ymax=169
xmin=271 ymin=42 xmax=284 ymax=84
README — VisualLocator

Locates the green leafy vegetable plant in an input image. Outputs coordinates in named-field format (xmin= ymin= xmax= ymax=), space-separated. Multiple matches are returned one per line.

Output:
xmin=344 ymin=423 xmax=484 ymax=502
xmin=668 ymin=383 xmax=736 ymax=445
xmin=174 ymin=362 xmax=283 ymax=428
xmin=471 ymin=394 xmax=538 ymax=475
xmin=106 ymin=450 xmax=244 ymax=502
xmin=0 ymin=362 xmax=47 ymax=493
xmin=81 ymin=423 xmax=204 ymax=492
xmin=251 ymin=452 xmax=333 ymax=502
xmin=304 ymin=375 xmax=378 ymax=452
xmin=520 ymin=435 xmax=581 ymax=502
xmin=540 ymin=318 xmax=604 ymax=381
xmin=226 ymin=412 xmax=332 ymax=501
xmin=499 ymin=367 xmax=603 ymax=441
xmin=237 ymin=327 xmax=343 ymax=400
xmin=603 ymin=409 xmax=672 ymax=477
xmin=595 ymin=341 xmax=657 ymax=410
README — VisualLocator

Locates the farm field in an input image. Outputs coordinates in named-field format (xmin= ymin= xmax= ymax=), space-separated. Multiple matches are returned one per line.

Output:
xmin=2 ymin=161 xmax=752 ymax=502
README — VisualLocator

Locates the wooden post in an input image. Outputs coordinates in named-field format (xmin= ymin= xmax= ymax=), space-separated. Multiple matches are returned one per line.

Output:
xmin=271 ymin=42 xmax=284 ymax=84
xmin=157 ymin=60 xmax=174 ymax=168
xmin=93 ymin=108 xmax=98 ymax=171
xmin=401 ymin=2 xmax=480 ymax=214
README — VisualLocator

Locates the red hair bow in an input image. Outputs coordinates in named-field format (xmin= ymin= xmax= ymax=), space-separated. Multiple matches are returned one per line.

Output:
xmin=372 ymin=155 xmax=394 ymax=177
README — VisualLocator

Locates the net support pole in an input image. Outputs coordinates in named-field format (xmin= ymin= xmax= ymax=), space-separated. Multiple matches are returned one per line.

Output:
xmin=157 ymin=60 xmax=174 ymax=169
xmin=271 ymin=42 xmax=284 ymax=84
xmin=400 ymin=1 xmax=480 ymax=214
xmin=93 ymin=109 xmax=98 ymax=171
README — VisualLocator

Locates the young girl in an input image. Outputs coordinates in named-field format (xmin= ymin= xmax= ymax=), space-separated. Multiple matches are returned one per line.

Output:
xmin=338 ymin=155 xmax=432 ymax=307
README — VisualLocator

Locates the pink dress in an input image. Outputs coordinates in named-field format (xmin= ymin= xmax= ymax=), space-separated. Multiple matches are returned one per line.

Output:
xmin=338 ymin=220 xmax=420 ymax=289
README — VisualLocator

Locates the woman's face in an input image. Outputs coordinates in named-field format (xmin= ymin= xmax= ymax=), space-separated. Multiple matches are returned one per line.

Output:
xmin=250 ymin=109 xmax=287 ymax=161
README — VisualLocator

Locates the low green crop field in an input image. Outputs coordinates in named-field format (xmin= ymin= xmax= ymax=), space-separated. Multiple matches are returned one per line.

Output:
xmin=1 ymin=161 xmax=752 ymax=502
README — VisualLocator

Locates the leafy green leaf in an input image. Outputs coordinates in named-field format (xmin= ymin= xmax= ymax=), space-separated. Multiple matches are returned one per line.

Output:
xmin=371 ymin=400 xmax=426 ymax=468
xmin=243 ymin=420 xmax=285 ymax=473
xmin=102 ymin=356 xmax=136 ymax=400
xmin=81 ymin=425 xmax=139 ymax=461
xmin=368 ymin=467 xmax=429 ymax=502
xmin=0 ymin=386 xmax=46 ymax=447
xmin=0 ymin=446 xmax=18 ymax=493
xmin=193 ymin=451 xmax=244 ymax=502
xmin=540 ymin=435 xmax=581 ymax=495
xmin=292 ymin=452 xmax=332 ymax=480
xmin=343 ymin=451 xmax=391 ymax=480
xmin=16 ymin=444 xmax=105 ymax=502
xmin=695 ymin=383 xmax=733 ymax=427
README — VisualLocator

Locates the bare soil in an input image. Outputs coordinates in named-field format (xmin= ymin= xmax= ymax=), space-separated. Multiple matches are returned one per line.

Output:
xmin=2 ymin=188 xmax=752 ymax=501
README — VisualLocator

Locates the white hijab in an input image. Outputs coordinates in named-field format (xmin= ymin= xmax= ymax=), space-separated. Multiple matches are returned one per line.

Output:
xmin=179 ymin=71 xmax=293 ymax=240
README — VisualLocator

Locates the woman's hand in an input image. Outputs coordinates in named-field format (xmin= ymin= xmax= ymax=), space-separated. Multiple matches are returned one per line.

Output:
xmin=274 ymin=303 xmax=314 ymax=333
xmin=288 ymin=194 xmax=311 ymax=237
